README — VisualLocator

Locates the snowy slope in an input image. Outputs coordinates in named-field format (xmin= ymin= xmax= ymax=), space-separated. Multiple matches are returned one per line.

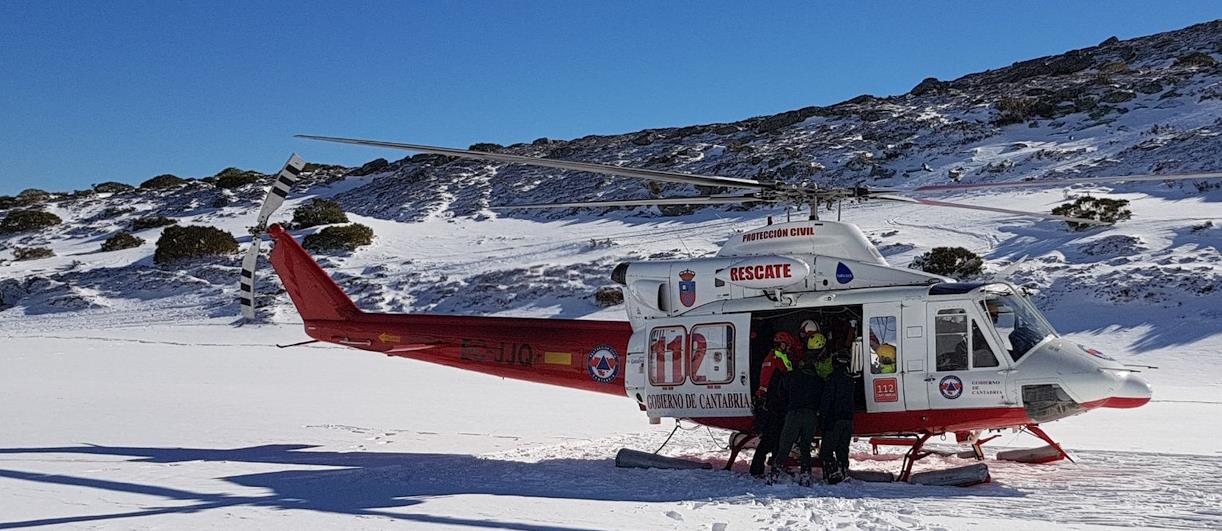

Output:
xmin=2 ymin=21 xmax=1222 ymax=530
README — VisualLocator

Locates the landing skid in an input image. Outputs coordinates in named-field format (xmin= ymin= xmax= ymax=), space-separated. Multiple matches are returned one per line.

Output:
xmin=996 ymin=424 xmax=1074 ymax=464
xmin=724 ymin=432 xmax=757 ymax=471
xmin=728 ymin=431 xmax=985 ymax=486
xmin=729 ymin=427 xmax=1069 ymax=487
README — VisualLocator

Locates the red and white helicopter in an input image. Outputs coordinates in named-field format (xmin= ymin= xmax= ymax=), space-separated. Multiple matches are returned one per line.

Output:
xmin=240 ymin=136 xmax=1221 ymax=484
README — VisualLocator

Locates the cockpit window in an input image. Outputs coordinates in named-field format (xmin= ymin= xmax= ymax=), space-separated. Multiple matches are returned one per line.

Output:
xmin=981 ymin=291 xmax=1056 ymax=363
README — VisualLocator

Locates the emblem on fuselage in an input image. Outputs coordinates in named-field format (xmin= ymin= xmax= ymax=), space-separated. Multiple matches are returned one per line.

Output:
xmin=587 ymin=345 xmax=620 ymax=384
xmin=836 ymin=262 xmax=854 ymax=284
xmin=678 ymin=269 xmax=697 ymax=307
xmin=939 ymin=375 xmax=963 ymax=399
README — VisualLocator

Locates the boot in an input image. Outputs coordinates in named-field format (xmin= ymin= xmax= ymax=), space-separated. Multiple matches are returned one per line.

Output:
xmin=797 ymin=468 xmax=813 ymax=487
xmin=826 ymin=464 xmax=845 ymax=485
xmin=765 ymin=466 xmax=782 ymax=485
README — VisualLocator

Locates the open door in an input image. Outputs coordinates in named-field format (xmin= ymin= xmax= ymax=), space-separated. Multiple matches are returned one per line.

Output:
xmin=926 ymin=300 xmax=1012 ymax=409
xmin=862 ymin=302 xmax=905 ymax=413
xmin=637 ymin=312 xmax=753 ymax=419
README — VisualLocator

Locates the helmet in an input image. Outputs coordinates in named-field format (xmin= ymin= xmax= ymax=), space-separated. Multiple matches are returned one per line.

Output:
xmin=876 ymin=343 xmax=897 ymax=364
xmin=772 ymin=331 xmax=800 ymax=353
xmin=805 ymin=332 xmax=827 ymax=351
xmin=800 ymin=320 xmax=821 ymax=337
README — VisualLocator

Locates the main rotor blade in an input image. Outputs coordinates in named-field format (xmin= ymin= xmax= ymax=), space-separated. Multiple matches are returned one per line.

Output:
xmin=491 ymin=194 xmax=766 ymax=210
xmin=905 ymin=171 xmax=1222 ymax=193
xmin=873 ymin=195 xmax=1111 ymax=226
xmin=296 ymin=134 xmax=770 ymax=190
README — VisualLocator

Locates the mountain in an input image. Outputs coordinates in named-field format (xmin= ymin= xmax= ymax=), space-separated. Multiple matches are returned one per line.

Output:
xmin=2 ymin=20 xmax=1222 ymax=332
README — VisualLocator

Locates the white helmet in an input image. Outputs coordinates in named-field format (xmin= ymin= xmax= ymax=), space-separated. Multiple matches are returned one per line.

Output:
xmin=800 ymin=320 xmax=821 ymax=336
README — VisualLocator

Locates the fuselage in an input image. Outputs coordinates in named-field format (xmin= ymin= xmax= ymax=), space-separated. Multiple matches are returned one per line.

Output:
xmin=266 ymin=220 xmax=1151 ymax=441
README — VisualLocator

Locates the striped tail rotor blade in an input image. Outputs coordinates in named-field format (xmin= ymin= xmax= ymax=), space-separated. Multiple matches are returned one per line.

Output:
xmin=239 ymin=236 xmax=261 ymax=320
xmin=255 ymin=153 xmax=306 ymax=228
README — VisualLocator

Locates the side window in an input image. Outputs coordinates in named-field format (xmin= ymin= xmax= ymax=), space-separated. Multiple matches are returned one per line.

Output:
xmin=868 ymin=316 xmax=898 ymax=374
xmin=690 ymin=324 xmax=734 ymax=385
xmin=649 ymin=326 xmax=686 ymax=386
xmin=935 ymin=309 xmax=968 ymax=371
xmin=971 ymin=321 xmax=1000 ymax=368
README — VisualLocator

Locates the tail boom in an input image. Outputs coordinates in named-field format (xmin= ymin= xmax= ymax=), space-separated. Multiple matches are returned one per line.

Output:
xmin=266 ymin=223 xmax=634 ymax=395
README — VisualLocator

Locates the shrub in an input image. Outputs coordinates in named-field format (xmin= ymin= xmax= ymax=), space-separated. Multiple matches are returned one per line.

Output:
xmin=94 ymin=181 xmax=135 ymax=194
xmin=1051 ymin=196 xmax=1132 ymax=231
xmin=302 ymin=162 xmax=346 ymax=173
xmin=994 ymin=97 xmax=1057 ymax=126
xmin=140 ymin=174 xmax=187 ymax=189
xmin=291 ymin=199 xmax=348 ymax=228
xmin=909 ymin=247 xmax=984 ymax=280
xmin=99 ymin=206 xmax=135 ymax=219
xmin=214 ymin=168 xmax=263 ymax=189
xmin=153 ymin=225 xmax=239 ymax=265
xmin=349 ymin=158 xmax=389 ymax=177
xmin=302 ymin=223 xmax=374 ymax=253
xmin=100 ymin=232 xmax=145 ymax=252
xmin=12 ymin=246 xmax=54 ymax=261
xmin=16 ymin=189 xmax=52 ymax=205
xmin=468 ymin=143 xmax=503 ymax=153
xmin=130 ymin=215 xmax=177 ymax=231
xmin=1097 ymin=61 xmax=1129 ymax=74
xmin=0 ymin=209 xmax=62 ymax=234
xmin=1174 ymin=52 xmax=1216 ymax=68
xmin=594 ymin=286 xmax=624 ymax=307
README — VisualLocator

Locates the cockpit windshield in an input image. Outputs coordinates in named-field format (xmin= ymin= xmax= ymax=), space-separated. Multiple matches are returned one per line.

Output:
xmin=980 ymin=286 xmax=1057 ymax=362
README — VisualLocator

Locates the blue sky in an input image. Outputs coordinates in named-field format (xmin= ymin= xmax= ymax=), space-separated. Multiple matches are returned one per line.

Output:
xmin=1 ymin=2 xmax=1220 ymax=194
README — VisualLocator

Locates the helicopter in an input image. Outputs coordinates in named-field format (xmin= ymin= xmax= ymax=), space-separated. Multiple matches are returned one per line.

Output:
xmin=240 ymin=135 xmax=1222 ymax=485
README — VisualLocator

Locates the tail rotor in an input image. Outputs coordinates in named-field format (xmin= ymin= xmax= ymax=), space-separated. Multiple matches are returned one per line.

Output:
xmin=240 ymin=153 xmax=307 ymax=320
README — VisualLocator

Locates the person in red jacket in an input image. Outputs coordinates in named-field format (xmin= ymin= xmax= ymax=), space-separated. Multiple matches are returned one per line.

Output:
xmin=750 ymin=331 xmax=801 ymax=477
xmin=756 ymin=331 xmax=799 ymax=398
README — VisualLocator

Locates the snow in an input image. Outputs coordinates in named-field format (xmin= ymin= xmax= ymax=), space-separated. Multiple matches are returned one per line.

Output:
xmin=3 ymin=187 xmax=1222 ymax=528
xmin=1 ymin=320 xmax=1220 ymax=529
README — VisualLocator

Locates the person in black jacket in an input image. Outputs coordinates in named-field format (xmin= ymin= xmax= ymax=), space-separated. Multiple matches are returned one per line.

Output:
xmin=771 ymin=349 xmax=825 ymax=485
xmin=819 ymin=349 xmax=856 ymax=484
xmin=749 ymin=366 xmax=788 ymax=477
xmin=749 ymin=333 xmax=798 ymax=477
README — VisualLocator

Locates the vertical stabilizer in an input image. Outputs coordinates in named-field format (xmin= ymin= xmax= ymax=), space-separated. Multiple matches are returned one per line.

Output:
xmin=267 ymin=224 xmax=360 ymax=321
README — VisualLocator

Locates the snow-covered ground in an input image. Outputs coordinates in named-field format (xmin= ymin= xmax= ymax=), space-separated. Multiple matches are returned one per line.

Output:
xmin=3 ymin=190 xmax=1221 ymax=529
xmin=1 ymin=317 xmax=1219 ymax=530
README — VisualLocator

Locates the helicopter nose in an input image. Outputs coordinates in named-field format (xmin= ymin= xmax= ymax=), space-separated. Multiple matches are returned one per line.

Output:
xmin=1097 ymin=372 xmax=1153 ymax=409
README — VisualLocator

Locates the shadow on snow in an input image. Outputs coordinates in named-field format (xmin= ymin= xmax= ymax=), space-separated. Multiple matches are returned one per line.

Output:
xmin=0 ymin=443 xmax=1021 ymax=529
